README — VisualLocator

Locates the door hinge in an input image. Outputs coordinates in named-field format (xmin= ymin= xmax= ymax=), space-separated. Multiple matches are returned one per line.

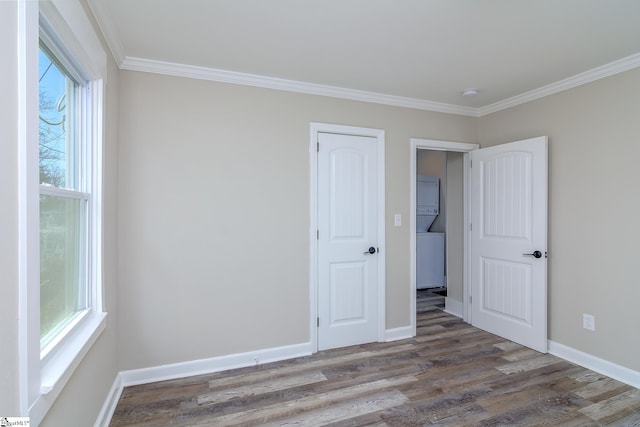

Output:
xmin=317 ymin=230 xmax=319 ymax=240
xmin=317 ymin=142 xmax=319 ymax=152
xmin=317 ymin=317 xmax=320 ymax=327
xmin=469 ymin=223 xmax=472 ymax=232
xmin=470 ymin=159 xmax=473 ymax=168
xmin=469 ymin=295 xmax=472 ymax=304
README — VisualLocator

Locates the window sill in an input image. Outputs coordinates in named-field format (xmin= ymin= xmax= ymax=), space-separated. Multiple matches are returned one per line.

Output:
xmin=40 ymin=311 xmax=107 ymax=395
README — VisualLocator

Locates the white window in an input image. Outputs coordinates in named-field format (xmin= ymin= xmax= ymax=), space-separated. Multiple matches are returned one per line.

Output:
xmin=18 ymin=0 xmax=107 ymax=423
xmin=38 ymin=42 xmax=93 ymax=361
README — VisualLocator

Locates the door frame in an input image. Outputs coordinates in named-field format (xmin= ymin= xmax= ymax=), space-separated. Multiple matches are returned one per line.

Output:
xmin=410 ymin=138 xmax=479 ymax=334
xmin=310 ymin=122 xmax=386 ymax=353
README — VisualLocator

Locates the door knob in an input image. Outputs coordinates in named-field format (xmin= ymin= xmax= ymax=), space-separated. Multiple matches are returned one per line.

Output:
xmin=364 ymin=247 xmax=377 ymax=255
xmin=523 ymin=250 xmax=543 ymax=259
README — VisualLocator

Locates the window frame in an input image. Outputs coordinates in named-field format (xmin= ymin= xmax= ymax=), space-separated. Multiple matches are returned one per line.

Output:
xmin=18 ymin=0 xmax=107 ymax=423
xmin=38 ymin=43 xmax=92 ymax=360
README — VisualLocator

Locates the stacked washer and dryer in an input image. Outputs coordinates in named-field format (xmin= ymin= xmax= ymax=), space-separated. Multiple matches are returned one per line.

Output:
xmin=416 ymin=175 xmax=445 ymax=289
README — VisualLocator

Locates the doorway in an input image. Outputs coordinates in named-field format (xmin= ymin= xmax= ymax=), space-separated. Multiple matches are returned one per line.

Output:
xmin=409 ymin=139 xmax=478 ymax=335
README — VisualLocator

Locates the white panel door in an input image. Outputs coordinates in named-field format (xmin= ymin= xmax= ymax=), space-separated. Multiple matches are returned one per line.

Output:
xmin=470 ymin=137 xmax=548 ymax=353
xmin=318 ymin=132 xmax=379 ymax=351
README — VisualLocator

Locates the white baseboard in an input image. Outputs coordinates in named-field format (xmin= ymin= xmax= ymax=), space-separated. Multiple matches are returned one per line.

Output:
xmin=385 ymin=325 xmax=414 ymax=342
xmin=444 ymin=297 xmax=463 ymax=318
xmin=119 ymin=342 xmax=313 ymax=387
xmin=549 ymin=340 xmax=640 ymax=389
xmin=94 ymin=373 xmax=123 ymax=427
xmin=96 ymin=342 xmax=313 ymax=426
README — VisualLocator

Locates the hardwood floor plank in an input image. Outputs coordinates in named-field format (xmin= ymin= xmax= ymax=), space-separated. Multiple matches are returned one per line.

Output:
xmin=498 ymin=347 xmax=541 ymax=362
xmin=197 ymin=371 xmax=327 ymax=405
xmin=578 ymin=389 xmax=640 ymax=423
xmin=605 ymin=409 xmax=640 ymax=427
xmin=262 ymin=390 xmax=407 ymax=426
xmin=496 ymin=353 xmax=562 ymax=374
xmin=575 ymin=376 xmax=632 ymax=401
xmin=186 ymin=376 xmax=418 ymax=426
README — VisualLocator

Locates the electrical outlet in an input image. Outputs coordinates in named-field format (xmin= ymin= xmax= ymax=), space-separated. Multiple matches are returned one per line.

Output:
xmin=394 ymin=213 xmax=402 ymax=227
xmin=583 ymin=314 xmax=595 ymax=331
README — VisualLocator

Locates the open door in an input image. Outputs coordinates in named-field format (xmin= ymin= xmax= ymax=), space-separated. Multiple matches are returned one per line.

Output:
xmin=470 ymin=137 xmax=548 ymax=353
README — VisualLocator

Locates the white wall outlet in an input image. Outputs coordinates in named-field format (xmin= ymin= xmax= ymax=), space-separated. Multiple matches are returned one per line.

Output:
xmin=583 ymin=313 xmax=595 ymax=331
xmin=394 ymin=213 xmax=402 ymax=227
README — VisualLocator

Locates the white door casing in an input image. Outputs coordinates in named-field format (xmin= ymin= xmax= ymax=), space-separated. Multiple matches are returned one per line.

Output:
xmin=313 ymin=125 xmax=385 ymax=351
xmin=470 ymin=137 xmax=548 ymax=353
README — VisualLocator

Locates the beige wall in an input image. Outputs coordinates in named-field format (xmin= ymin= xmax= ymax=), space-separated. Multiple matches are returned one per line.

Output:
xmin=117 ymin=70 xmax=477 ymax=369
xmin=0 ymin=0 xmax=20 ymax=415
xmin=445 ymin=152 xmax=464 ymax=302
xmin=478 ymin=67 xmax=640 ymax=372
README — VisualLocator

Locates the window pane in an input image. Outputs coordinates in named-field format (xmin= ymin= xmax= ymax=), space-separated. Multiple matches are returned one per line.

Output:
xmin=39 ymin=47 xmax=78 ymax=190
xmin=40 ymin=194 xmax=87 ymax=349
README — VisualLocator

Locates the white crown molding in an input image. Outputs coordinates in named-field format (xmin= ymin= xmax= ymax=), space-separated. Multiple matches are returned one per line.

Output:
xmin=478 ymin=52 xmax=640 ymax=116
xmin=86 ymin=0 xmax=125 ymax=65
xmin=87 ymin=3 xmax=640 ymax=121
xmin=120 ymin=56 xmax=479 ymax=117
xmin=120 ymin=52 xmax=640 ymax=118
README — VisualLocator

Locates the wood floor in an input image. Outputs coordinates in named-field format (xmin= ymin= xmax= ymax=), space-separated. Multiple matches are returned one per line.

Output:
xmin=110 ymin=290 xmax=640 ymax=426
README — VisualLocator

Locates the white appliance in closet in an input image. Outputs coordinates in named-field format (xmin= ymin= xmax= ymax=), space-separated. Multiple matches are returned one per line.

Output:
xmin=417 ymin=175 xmax=445 ymax=289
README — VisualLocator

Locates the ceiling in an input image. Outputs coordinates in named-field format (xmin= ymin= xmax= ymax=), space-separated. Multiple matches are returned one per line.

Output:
xmin=88 ymin=0 xmax=640 ymax=115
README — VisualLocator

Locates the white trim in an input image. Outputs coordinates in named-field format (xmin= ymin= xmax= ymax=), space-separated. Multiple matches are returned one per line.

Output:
xmin=549 ymin=340 xmax=640 ymax=390
xmin=40 ymin=313 xmax=106 ymax=394
xmin=308 ymin=126 xmax=319 ymax=353
xmin=376 ymin=131 xmax=386 ymax=344
xmin=30 ymin=313 xmax=106 ymax=424
xmin=18 ymin=0 xmax=41 ymax=417
xmin=119 ymin=342 xmax=313 ymax=387
xmin=444 ymin=297 xmax=463 ymax=318
xmin=120 ymin=56 xmax=478 ymax=117
xmin=385 ymin=326 xmax=414 ymax=343
xmin=478 ymin=52 xmax=640 ymax=116
xmin=309 ymin=123 xmax=386 ymax=352
xmin=89 ymin=79 xmax=104 ymax=312
xmin=93 ymin=373 xmax=123 ymax=427
xmin=409 ymin=139 xmax=479 ymax=337
xmin=104 ymin=52 xmax=640 ymax=119
xmin=86 ymin=0 xmax=125 ymax=65
xmin=462 ymin=153 xmax=472 ymax=324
